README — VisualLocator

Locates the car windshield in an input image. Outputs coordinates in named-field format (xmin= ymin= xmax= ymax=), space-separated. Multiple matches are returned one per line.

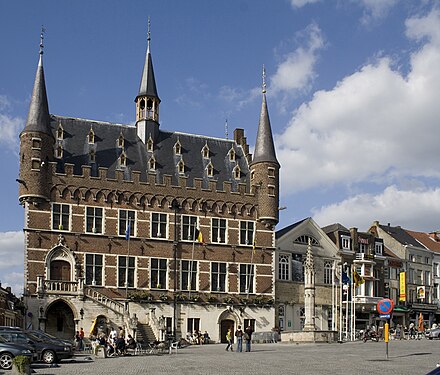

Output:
xmin=26 ymin=333 xmax=43 ymax=342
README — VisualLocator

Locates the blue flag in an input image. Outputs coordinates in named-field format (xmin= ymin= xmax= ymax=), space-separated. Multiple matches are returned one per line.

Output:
xmin=342 ymin=272 xmax=350 ymax=284
xmin=125 ymin=222 xmax=131 ymax=240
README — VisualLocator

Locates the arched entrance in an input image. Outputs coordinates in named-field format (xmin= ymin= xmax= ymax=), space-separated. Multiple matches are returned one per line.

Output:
xmin=220 ymin=319 xmax=235 ymax=343
xmin=45 ymin=300 xmax=75 ymax=340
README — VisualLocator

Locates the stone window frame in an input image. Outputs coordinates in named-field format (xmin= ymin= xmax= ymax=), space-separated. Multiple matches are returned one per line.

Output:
xmin=268 ymin=167 xmax=275 ymax=178
xmin=31 ymin=137 xmax=42 ymax=150
xmin=323 ymin=260 xmax=333 ymax=285
xmin=150 ymin=258 xmax=168 ymax=289
xmin=85 ymin=206 xmax=104 ymax=234
xmin=52 ymin=203 xmax=71 ymax=231
xmin=239 ymin=263 xmax=255 ymax=294
xmin=56 ymin=124 xmax=64 ymax=140
xmin=174 ymin=140 xmax=182 ymax=155
xmin=177 ymin=159 xmax=185 ymax=174
xmin=278 ymin=254 xmax=290 ymax=281
xmin=210 ymin=261 xmax=228 ymax=293
xmin=268 ymin=185 xmax=275 ymax=196
xmin=31 ymin=157 xmax=41 ymax=171
xmin=151 ymin=212 xmax=168 ymax=239
xmin=181 ymin=215 xmax=198 ymax=242
xmin=85 ymin=253 xmax=104 ymax=286
xmin=181 ymin=260 xmax=198 ymax=291
xmin=239 ymin=220 xmax=255 ymax=246
xmin=211 ymin=218 xmax=227 ymax=244
xmin=206 ymin=162 xmax=214 ymax=177
xmin=147 ymin=136 xmax=154 ymax=152
xmin=118 ymin=209 xmax=135 ymax=238
xmin=117 ymin=255 xmax=136 ymax=288
xmin=88 ymin=128 xmax=95 ymax=144
xmin=202 ymin=144 xmax=210 ymax=159
xmin=233 ymin=165 xmax=241 ymax=180
xmin=229 ymin=148 xmax=235 ymax=162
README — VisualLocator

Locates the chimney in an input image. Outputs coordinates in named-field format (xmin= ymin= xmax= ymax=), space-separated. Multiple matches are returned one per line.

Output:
xmin=350 ymin=227 xmax=358 ymax=252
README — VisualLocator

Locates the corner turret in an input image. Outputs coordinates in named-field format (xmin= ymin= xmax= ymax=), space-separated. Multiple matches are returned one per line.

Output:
xmin=249 ymin=66 xmax=280 ymax=229
xmin=18 ymin=28 xmax=54 ymax=206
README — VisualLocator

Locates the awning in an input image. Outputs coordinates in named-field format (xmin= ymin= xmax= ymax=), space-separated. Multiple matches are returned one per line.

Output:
xmin=394 ymin=306 xmax=410 ymax=312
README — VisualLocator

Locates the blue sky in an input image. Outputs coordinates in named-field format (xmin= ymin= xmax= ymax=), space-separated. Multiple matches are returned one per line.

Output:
xmin=1 ymin=0 xmax=439 ymax=295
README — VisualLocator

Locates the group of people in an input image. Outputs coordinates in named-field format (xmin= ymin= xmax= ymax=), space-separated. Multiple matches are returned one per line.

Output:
xmin=225 ymin=325 xmax=253 ymax=352
xmin=92 ymin=326 xmax=136 ymax=357
xmin=187 ymin=330 xmax=211 ymax=345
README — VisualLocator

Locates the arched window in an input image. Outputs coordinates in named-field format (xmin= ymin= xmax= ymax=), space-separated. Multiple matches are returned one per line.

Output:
xmin=233 ymin=166 xmax=241 ymax=179
xmin=278 ymin=254 xmax=289 ymax=281
xmin=229 ymin=148 xmax=235 ymax=162
xmin=177 ymin=159 xmax=185 ymax=174
xmin=57 ymin=124 xmax=64 ymax=140
xmin=88 ymin=128 xmax=95 ymax=144
xmin=206 ymin=163 xmax=214 ymax=177
xmin=149 ymin=157 xmax=156 ymax=171
xmin=174 ymin=140 xmax=181 ymax=155
xmin=294 ymin=235 xmax=319 ymax=246
xmin=147 ymin=136 xmax=154 ymax=152
xmin=202 ymin=144 xmax=210 ymax=159
xmin=324 ymin=261 xmax=333 ymax=285
xmin=118 ymin=134 xmax=124 ymax=148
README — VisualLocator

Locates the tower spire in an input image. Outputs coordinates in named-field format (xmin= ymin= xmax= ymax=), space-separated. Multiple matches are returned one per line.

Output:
xmin=147 ymin=16 xmax=151 ymax=54
xmin=22 ymin=26 xmax=51 ymax=136
xmin=250 ymin=65 xmax=279 ymax=167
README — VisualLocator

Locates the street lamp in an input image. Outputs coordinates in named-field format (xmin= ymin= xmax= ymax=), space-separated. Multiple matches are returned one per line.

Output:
xmin=171 ymin=199 xmax=180 ymax=340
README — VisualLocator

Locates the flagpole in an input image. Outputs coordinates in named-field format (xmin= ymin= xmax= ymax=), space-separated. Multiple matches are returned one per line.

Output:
xmin=339 ymin=264 xmax=343 ymax=342
xmin=189 ymin=223 xmax=196 ymax=300
xmin=353 ymin=265 xmax=356 ymax=341
xmin=125 ymin=227 xmax=130 ymax=300
xmin=247 ymin=236 xmax=255 ymax=298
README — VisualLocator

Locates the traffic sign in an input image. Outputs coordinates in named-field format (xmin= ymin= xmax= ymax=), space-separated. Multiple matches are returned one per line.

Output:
xmin=380 ymin=314 xmax=390 ymax=319
xmin=377 ymin=298 xmax=394 ymax=315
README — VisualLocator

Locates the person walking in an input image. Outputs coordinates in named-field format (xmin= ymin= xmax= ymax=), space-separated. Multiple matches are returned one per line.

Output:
xmin=235 ymin=325 xmax=243 ymax=352
xmin=79 ymin=327 xmax=85 ymax=351
xmin=245 ymin=325 xmax=253 ymax=352
xmin=225 ymin=329 xmax=233 ymax=351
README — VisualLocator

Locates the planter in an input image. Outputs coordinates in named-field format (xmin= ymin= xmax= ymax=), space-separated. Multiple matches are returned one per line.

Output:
xmin=12 ymin=355 xmax=31 ymax=375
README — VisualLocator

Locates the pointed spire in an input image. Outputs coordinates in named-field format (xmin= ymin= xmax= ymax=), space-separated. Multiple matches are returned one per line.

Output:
xmin=23 ymin=26 xmax=52 ymax=135
xmin=136 ymin=17 xmax=160 ymax=102
xmin=250 ymin=65 xmax=279 ymax=166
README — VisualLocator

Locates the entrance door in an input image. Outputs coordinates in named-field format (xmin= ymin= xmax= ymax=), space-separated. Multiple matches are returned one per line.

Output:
xmin=220 ymin=319 xmax=235 ymax=343
xmin=50 ymin=260 xmax=71 ymax=281
xmin=45 ymin=300 xmax=75 ymax=340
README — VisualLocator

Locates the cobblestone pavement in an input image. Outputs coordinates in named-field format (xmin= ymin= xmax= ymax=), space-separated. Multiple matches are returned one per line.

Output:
xmin=5 ymin=339 xmax=440 ymax=375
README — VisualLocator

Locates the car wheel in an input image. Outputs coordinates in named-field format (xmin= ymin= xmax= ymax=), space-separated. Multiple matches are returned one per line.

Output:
xmin=0 ymin=352 xmax=13 ymax=370
xmin=42 ymin=350 xmax=56 ymax=364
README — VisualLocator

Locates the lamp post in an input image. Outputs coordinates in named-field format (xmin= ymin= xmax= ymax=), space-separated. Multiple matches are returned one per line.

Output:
xmin=171 ymin=199 xmax=180 ymax=340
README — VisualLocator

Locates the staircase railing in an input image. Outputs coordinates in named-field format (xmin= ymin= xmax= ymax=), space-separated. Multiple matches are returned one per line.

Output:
xmin=84 ymin=286 xmax=127 ymax=316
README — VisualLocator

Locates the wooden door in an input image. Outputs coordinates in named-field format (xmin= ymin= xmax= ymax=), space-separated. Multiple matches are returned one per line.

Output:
xmin=50 ymin=260 xmax=71 ymax=281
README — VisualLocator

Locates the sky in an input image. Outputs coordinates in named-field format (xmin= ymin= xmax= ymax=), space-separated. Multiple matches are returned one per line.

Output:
xmin=1 ymin=0 xmax=439 ymax=295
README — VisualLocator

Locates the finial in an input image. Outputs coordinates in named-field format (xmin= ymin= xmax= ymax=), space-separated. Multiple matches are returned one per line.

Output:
xmin=225 ymin=119 xmax=229 ymax=140
xmin=39 ymin=26 xmax=46 ymax=55
xmin=262 ymin=64 xmax=266 ymax=94
xmin=147 ymin=17 xmax=151 ymax=52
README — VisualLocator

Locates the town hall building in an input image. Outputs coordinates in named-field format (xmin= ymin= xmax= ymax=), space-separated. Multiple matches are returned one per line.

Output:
xmin=18 ymin=26 xmax=280 ymax=343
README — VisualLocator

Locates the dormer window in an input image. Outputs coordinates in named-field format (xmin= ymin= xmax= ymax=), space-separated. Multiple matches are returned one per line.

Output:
xmin=120 ymin=152 xmax=127 ymax=167
xmin=202 ymin=144 xmax=210 ymax=159
xmin=174 ymin=140 xmax=182 ymax=155
xmin=88 ymin=128 xmax=95 ymax=144
xmin=233 ymin=165 xmax=241 ymax=179
xmin=147 ymin=136 xmax=154 ymax=152
xmin=229 ymin=148 xmax=235 ymax=162
xmin=118 ymin=134 xmax=124 ymax=148
xmin=207 ymin=162 xmax=214 ymax=177
xmin=55 ymin=145 xmax=63 ymax=159
xmin=177 ymin=159 xmax=185 ymax=174
xmin=57 ymin=124 xmax=63 ymax=140
xmin=149 ymin=156 xmax=156 ymax=171
xmin=89 ymin=150 xmax=96 ymax=163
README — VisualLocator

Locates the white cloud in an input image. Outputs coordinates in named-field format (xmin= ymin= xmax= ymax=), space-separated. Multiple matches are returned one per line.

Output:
xmin=0 ymin=231 xmax=24 ymax=296
xmin=277 ymin=7 xmax=440 ymax=194
xmin=0 ymin=95 xmax=22 ymax=154
xmin=312 ymin=185 xmax=440 ymax=231
xmin=271 ymin=23 xmax=325 ymax=95
xmin=358 ymin=0 xmax=399 ymax=25
xmin=290 ymin=0 xmax=320 ymax=9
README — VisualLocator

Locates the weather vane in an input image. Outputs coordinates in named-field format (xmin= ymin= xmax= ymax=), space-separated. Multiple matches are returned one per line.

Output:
xmin=262 ymin=64 xmax=266 ymax=94
xmin=39 ymin=26 xmax=46 ymax=55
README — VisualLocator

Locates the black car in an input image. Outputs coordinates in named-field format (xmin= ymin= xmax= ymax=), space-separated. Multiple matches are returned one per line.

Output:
xmin=0 ymin=336 xmax=34 ymax=370
xmin=0 ymin=330 xmax=71 ymax=364
xmin=25 ymin=330 xmax=74 ymax=353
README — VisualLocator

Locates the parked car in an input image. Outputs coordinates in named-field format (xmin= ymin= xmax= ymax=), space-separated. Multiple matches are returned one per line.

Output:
xmin=0 ymin=336 xmax=34 ymax=370
xmin=25 ymin=330 xmax=74 ymax=352
xmin=428 ymin=328 xmax=440 ymax=339
xmin=0 ymin=329 xmax=71 ymax=364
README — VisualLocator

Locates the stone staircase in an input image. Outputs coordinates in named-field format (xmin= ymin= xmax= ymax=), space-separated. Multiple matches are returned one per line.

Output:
xmin=136 ymin=323 xmax=157 ymax=344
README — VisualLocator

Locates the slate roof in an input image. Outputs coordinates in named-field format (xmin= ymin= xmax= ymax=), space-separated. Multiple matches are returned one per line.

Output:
xmin=22 ymin=54 xmax=52 ymax=136
xmin=52 ymin=115 xmax=250 ymax=190
xmin=275 ymin=218 xmax=308 ymax=239
xmin=321 ymin=223 xmax=350 ymax=234
xmin=378 ymin=224 xmax=421 ymax=247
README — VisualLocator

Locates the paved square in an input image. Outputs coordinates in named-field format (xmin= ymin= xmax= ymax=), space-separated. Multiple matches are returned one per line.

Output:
xmin=18 ymin=340 xmax=440 ymax=375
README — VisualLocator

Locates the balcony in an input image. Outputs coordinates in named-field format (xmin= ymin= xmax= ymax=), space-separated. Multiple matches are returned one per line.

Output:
xmin=354 ymin=253 xmax=375 ymax=263
xmin=37 ymin=275 xmax=84 ymax=297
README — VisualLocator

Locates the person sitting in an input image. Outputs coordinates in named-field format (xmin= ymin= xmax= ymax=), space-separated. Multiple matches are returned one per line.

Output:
xmin=115 ymin=336 xmax=126 ymax=355
xmin=126 ymin=334 xmax=136 ymax=350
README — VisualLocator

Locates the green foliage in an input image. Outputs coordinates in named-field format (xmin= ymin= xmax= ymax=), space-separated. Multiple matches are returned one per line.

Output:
xmin=12 ymin=355 xmax=30 ymax=374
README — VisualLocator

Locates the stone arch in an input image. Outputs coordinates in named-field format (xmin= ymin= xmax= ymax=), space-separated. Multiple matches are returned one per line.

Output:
xmin=44 ymin=243 xmax=78 ymax=281
xmin=217 ymin=309 xmax=240 ymax=344
xmin=44 ymin=298 xmax=77 ymax=340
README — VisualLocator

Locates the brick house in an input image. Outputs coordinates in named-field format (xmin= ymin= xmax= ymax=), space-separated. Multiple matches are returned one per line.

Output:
xmin=18 ymin=29 xmax=280 ymax=342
